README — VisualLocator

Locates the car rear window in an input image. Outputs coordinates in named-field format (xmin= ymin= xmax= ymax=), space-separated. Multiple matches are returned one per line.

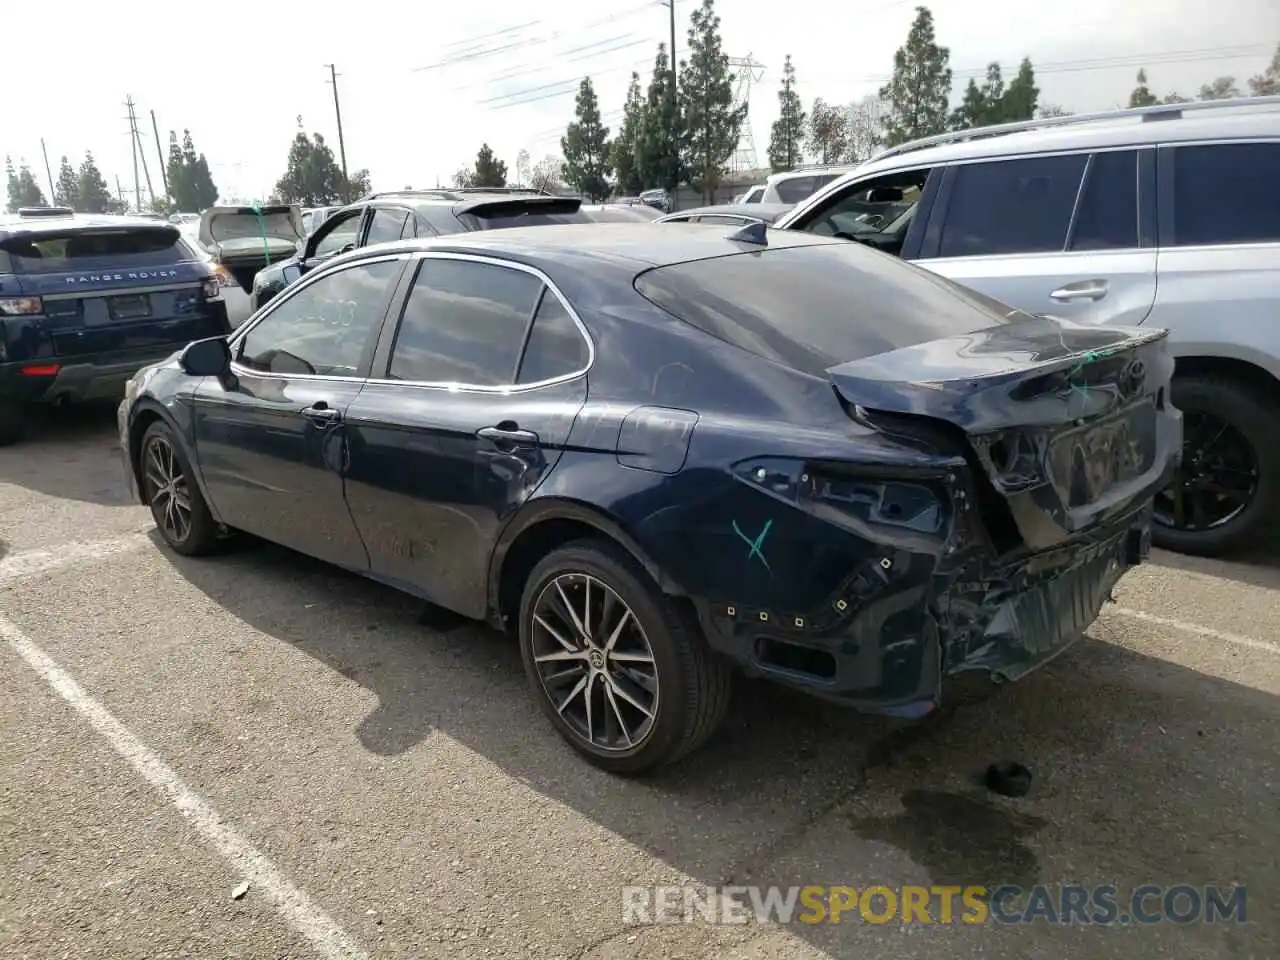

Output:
xmin=633 ymin=242 xmax=1019 ymax=376
xmin=0 ymin=226 xmax=191 ymax=273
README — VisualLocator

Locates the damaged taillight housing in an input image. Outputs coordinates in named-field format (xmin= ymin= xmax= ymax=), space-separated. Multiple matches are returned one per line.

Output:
xmin=731 ymin=456 xmax=948 ymax=535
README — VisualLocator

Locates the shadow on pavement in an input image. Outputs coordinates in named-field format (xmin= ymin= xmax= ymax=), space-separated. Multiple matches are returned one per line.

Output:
xmin=0 ymin=403 xmax=131 ymax=507
xmin=160 ymin=537 xmax=1278 ymax=958
xmin=1147 ymin=545 xmax=1280 ymax=590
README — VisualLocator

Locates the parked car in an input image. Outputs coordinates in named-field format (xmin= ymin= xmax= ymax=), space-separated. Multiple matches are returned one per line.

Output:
xmin=637 ymin=188 xmax=672 ymax=214
xmin=195 ymin=204 xmax=306 ymax=311
xmin=118 ymin=223 xmax=1178 ymax=772
xmin=775 ymin=96 xmax=1280 ymax=557
xmin=733 ymin=185 xmax=766 ymax=203
xmin=656 ymin=202 xmax=793 ymax=226
xmin=302 ymin=206 xmax=342 ymax=235
xmin=178 ymin=225 xmax=254 ymax=328
xmin=242 ymin=189 xmax=666 ymax=312
xmin=0 ymin=209 xmax=228 ymax=445
xmin=755 ymin=166 xmax=853 ymax=205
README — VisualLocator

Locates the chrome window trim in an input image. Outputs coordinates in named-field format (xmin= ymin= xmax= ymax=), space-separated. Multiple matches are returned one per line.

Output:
xmin=228 ymin=252 xmax=414 ymax=383
xmin=363 ymin=250 xmax=595 ymax=395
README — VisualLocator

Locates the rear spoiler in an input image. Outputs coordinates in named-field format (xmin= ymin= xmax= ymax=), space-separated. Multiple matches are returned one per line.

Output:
xmin=462 ymin=196 xmax=582 ymax=218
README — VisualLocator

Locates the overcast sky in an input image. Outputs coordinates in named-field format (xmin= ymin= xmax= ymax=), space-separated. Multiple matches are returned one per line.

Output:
xmin=3 ymin=0 xmax=1277 ymax=203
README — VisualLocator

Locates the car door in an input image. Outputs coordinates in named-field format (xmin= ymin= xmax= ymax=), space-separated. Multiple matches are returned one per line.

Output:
xmin=362 ymin=205 xmax=413 ymax=246
xmin=342 ymin=254 xmax=590 ymax=617
xmin=192 ymin=255 xmax=408 ymax=568
xmin=299 ymin=207 xmax=368 ymax=276
xmin=916 ymin=150 xmax=1158 ymax=326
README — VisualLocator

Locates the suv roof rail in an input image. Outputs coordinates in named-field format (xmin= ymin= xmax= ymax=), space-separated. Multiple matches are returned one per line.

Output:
xmin=17 ymin=205 xmax=75 ymax=218
xmin=357 ymin=186 xmax=553 ymax=203
xmin=874 ymin=94 xmax=1280 ymax=162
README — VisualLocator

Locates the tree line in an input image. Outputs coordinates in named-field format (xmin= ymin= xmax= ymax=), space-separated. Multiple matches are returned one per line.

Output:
xmin=271 ymin=123 xmax=371 ymax=207
xmin=5 ymin=127 xmax=223 ymax=215
xmin=452 ymin=2 xmax=1280 ymax=201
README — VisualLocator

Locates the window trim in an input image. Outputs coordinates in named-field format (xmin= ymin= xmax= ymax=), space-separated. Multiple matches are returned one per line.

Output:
xmin=228 ymin=252 xmax=412 ymax=383
xmin=365 ymin=204 xmax=413 ymax=245
xmin=368 ymin=251 xmax=595 ymax=394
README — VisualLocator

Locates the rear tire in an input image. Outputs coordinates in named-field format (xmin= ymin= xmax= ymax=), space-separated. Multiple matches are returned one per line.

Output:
xmin=139 ymin=421 xmax=220 ymax=556
xmin=518 ymin=539 xmax=732 ymax=775
xmin=1152 ymin=376 xmax=1280 ymax=557
xmin=0 ymin=403 xmax=24 ymax=446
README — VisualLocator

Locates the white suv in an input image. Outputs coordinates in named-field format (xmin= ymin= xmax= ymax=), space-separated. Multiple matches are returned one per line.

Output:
xmin=776 ymin=97 xmax=1280 ymax=557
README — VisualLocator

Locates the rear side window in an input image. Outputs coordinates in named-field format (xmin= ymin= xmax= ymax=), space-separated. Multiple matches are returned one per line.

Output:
xmin=516 ymin=291 xmax=589 ymax=384
xmin=1170 ymin=142 xmax=1280 ymax=246
xmin=387 ymin=259 xmax=542 ymax=385
xmin=1070 ymin=150 xmax=1139 ymax=251
xmin=774 ymin=175 xmax=837 ymax=204
xmin=365 ymin=208 xmax=410 ymax=245
xmin=0 ymin=227 xmax=191 ymax=273
xmin=634 ymin=242 xmax=1017 ymax=377
xmin=937 ymin=154 xmax=1088 ymax=258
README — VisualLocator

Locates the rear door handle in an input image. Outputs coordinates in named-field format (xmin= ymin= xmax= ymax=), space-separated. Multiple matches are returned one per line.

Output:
xmin=477 ymin=425 xmax=539 ymax=446
xmin=1050 ymin=279 xmax=1109 ymax=302
xmin=301 ymin=403 xmax=342 ymax=424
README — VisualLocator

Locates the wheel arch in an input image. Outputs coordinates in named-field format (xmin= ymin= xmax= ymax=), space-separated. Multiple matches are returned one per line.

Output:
xmin=127 ymin=399 xmax=221 ymax=522
xmin=1171 ymin=353 xmax=1280 ymax=409
xmin=488 ymin=497 xmax=686 ymax=631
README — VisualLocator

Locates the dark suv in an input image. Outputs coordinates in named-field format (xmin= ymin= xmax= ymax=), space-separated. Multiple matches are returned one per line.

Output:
xmin=247 ymin=189 xmax=653 ymax=310
xmin=0 ymin=209 xmax=228 ymax=444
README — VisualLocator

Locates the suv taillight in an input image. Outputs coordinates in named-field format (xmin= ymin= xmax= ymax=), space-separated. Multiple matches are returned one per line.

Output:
xmin=0 ymin=296 xmax=43 ymax=316
xmin=201 ymin=276 xmax=222 ymax=299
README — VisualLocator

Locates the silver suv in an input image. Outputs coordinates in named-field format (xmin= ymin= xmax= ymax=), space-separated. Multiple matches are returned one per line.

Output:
xmin=776 ymin=97 xmax=1280 ymax=557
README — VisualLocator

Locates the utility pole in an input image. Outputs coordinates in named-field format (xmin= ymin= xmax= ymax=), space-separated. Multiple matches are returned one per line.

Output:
xmin=39 ymin=139 xmax=56 ymax=205
xmin=125 ymin=95 xmax=141 ymax=212
xmin=124 ymin=98 xmax=156 ymax=209
xmin=151 ymin=109 xmax=170 ymax=200
xmin=324 ymin=64 xmax=350 ymax=201
xmin=662 ymin=0 xmax=679 ymax=198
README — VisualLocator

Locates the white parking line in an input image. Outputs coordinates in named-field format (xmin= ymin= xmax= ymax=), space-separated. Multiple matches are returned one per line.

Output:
xmin=1106 ymin=605 xmax=1280 ymax=655
xmin=1 ymin=615 xmax=370 ymax=960
xmin=0 ymin=531 xmax=152 ymax=587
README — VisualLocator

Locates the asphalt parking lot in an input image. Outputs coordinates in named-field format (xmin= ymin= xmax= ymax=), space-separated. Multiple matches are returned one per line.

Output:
xmin=1 ymin=405 xmax=1276 ymax=960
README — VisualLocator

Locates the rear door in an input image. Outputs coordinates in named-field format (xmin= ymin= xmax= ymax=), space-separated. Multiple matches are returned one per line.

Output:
xmin=917 ymin=150 xmax=1158 ymax=327
xmin=343 ymin=254 xmax=589 ymax=617
xmin=4 ymin=224 xmax=225 ymax=363
xmin=192 ymin=255 xmax=407 ymax=568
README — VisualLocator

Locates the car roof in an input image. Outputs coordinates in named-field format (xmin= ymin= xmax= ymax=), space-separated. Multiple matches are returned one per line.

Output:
xmin=766 ymin=166 xmax=853 ymax=183
xmin=0 ymin=212 xmax=179 ymax=241
xmin=663 ymin=202 xmax=793 ymax=221
xmin=332 ymin=221 xmax=840 ymax=271
xmin=854 ymin=98 xmax=1280 ymax=178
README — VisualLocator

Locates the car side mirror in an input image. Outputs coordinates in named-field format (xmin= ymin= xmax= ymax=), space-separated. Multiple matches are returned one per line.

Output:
xmin=281 ymin=263 xmax=303 ymax=285
xmin=179 ymin=336 xmax=232 ymax=377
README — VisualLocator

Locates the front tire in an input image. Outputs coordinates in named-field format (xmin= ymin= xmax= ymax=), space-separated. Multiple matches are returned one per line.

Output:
xmin=139 ymin=421 xmax=219 ymax=556
xmin=1152 ymin=376 xmax=1280 ymax=557
xmin=518 ymin=540 xmax=732 ymax=775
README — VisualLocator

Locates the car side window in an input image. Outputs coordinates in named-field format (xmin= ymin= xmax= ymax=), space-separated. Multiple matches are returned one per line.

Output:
xmin=516 ymin=290 xmax=589 ymax=384
xmin=798 ymin=170 xmax=929 ymax=242
xmin=365 ymin=207 xmax=409 ymax=245
xmin=238 ymin=259 xmax=402 ymax=377
xmin=937 ymin=154 xmax=1088 ymax=258
xmin=312 ymin=212 xmax=363 ymax=259
xmin=1069 ymin=150 xmax=1139 ymax=251
xmin=386 ymin=259 xmax=543 ymax=385
xmin=1170 ymin=142 xmax=1280 ymax=247
xmin=399 ymin=215 xmax=418 ymax=239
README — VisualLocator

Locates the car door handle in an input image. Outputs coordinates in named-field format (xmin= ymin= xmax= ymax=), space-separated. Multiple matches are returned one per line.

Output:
xmin=301 ymin=404 xmax=342 ymax=424
xmin=477 ymin=425 xmax=539 ymax=446
xmin=1050 ymin=280 xmax=1109 ymax=302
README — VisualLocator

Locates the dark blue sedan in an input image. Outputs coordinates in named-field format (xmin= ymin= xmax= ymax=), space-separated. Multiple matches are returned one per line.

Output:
xmin=118 ymin=222 xmax=1181 ymax=773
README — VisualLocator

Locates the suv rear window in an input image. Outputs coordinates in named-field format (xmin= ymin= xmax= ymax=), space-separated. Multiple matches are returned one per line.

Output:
xmin=633 ymin=242 xmax=1017 ymax=376
xmin=774 ymin=174 xmax=839 ymax=204
xmin=0 ymin=226 xmax=190 ymax=273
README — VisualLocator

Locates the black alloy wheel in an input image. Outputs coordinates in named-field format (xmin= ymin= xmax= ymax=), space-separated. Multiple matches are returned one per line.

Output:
xmin=139 ymin=422 xmax=219 ymax=556
xmin=518 ymin=540 xmax=731 ymax=774
xmin=1151 ymin=376 xmax=1280 ymax=557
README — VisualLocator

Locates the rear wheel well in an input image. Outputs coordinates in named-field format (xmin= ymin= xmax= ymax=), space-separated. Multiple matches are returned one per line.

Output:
xmin=496 ymin=517 xmax=663 ymax=631
xmin=1173 ymin=356 xmax=1280 ymax=408
xmin=128 ymin=409 xmax=164 ymax=501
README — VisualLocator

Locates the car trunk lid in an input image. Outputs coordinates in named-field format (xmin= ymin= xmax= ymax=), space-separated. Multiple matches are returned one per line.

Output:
xmin=827 ymin=316 xmax=1179 ymax=552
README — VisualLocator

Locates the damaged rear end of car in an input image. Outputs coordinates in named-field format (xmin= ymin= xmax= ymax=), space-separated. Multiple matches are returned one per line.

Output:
xmin=632 ymin=235 xmax=1181 ymax=717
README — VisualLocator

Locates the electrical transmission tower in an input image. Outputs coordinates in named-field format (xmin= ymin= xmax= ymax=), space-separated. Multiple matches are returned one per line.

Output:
xmin=726 ymin=55 xmax=765 ymax=174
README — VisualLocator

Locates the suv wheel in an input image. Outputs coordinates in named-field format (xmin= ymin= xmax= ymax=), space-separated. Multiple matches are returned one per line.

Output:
xmin=0 ymin=402 xmax=23 ymax=446
xmin=1152 ymin=376 xmax=1280 ymax=557
xmin=139 ymin=421 xmax=220 ymax=556
xmin=518 ymin=540 xmax=732 ymax=774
